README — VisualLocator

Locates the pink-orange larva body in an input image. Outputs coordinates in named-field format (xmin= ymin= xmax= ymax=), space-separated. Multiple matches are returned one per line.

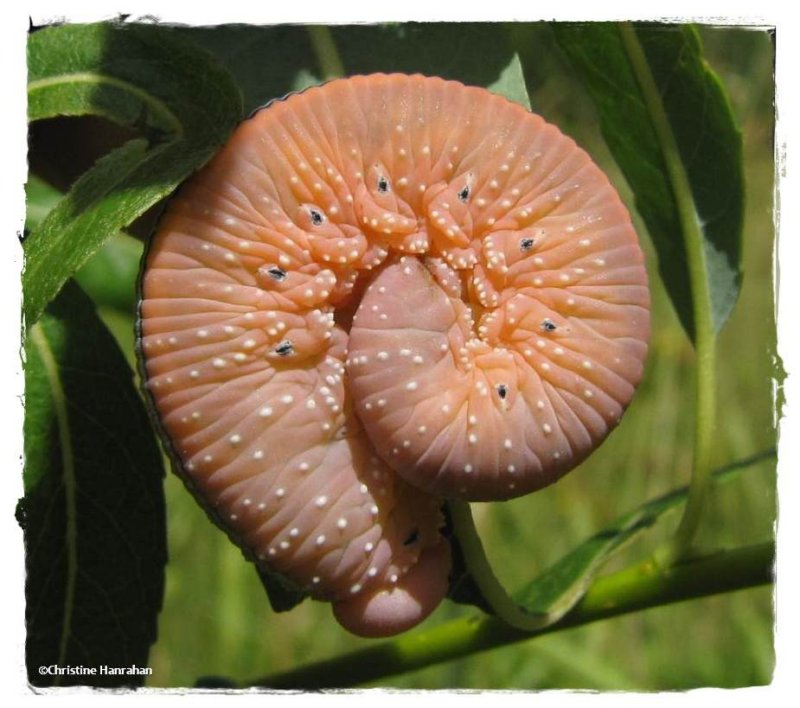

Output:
xmin=138 ymin=74 xmax=649 ymax=637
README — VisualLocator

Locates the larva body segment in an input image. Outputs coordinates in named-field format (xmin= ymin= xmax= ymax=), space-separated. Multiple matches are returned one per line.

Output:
xmin=138 ymin=74 xmax=649 ymax=637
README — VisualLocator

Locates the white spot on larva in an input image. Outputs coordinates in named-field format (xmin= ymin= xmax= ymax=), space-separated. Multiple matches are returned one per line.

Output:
xmin=316 ymin=535 xmax=326 ymax=546
xmin=229 ymin=434 xmax=242 ymax=446
xmin=315 ymin=496 xmax=328 ymax=508
xmin=259 ymin=406 xmax=273 ymax=418
xmin=543 ymin=423 xmax=552 ymax=434
xmin=464 ymin=464 xmax=473 ymax=474
xmin=299 ymin=462 xmax=310 ymax=472
xmin=212 ymin=358 xmax=226 ymax=369
xmin=253 ymin=450 xmax=264 ymax=460
xmin=584 ymin=389 xmax=594 ymax=398
xmin=337 ymin=518 xmax=348 ymax=530
xmin=197 ymin=329 xmax=209 ymax=339
xmin=468 ymin=433 xmax=478 ymax=445
xmin=365 ymin=542 xmax=374 ymax=552
xmin=405 ymin=381 xmax=418 ymax=391
xmin=281 ymin=394 xmax=294 ymax=404
xmin=275 ymin=488 xmax=285 ymax=498
xmin=350 ymin=584 xmax=362 ymax=594
xmin=504 ymin=439 xmax=513 ymax=450
xmin=579 ymin=239 xmax=591 ymax=247
xmin=582 ymin=360 xmax=593 ymax=370
xmin=190 ymin=370 xmax=200 ymax=379
xmin=306 ymin=399 xmax=317 ymax=410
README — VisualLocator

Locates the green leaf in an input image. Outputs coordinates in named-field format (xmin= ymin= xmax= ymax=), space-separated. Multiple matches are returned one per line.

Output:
xmin=447 ymin=449 xmax=773 ymax=629
xmin=26 ymin=174 xmax=144 ymax=315
xmin=21 ymin=280 xmax=167 ymax=687
xmin=552 ymin=22 xmax=744 ymax=340
xmin=170 ymin=24 xmax=322 ymax=115
xmin=486 ymin=53 xmax=531 ymax=110
xmin=333 ymin=23 xmax=530 ymax=106
xmin=24 ymin=22 xmax=243 ymax=325
xmin=177 ymin=23 xmax=531 ymax=115
xmin=73 ymin=231 xmax=143 ymax=314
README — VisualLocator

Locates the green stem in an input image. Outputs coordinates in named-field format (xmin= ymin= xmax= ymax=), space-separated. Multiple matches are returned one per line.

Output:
xmin=619 ymin=23 xmax=718 ymax=559
xmin=250 ymin=542 xmax=772 ymax=689
xmin=307 ymin=25 xmax=345 ymax=80
xmin=447 ymin=500 xmax=552 ymax=630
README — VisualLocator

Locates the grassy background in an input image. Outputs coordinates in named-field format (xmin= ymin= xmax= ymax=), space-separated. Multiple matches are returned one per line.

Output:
xmin=66 ymin=23 xmax=776 ymax=690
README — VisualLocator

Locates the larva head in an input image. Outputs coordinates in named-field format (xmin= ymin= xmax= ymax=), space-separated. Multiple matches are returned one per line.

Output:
xmin=137 ymin=73 xmax=649 ymax=636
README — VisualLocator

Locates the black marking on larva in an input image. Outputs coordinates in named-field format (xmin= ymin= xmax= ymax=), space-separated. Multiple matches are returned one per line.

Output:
xmin=309 ymin=208 xmax=325 ymax=226
xmin=520 ymin=237 xmax=535 ymax=252
xmin=403 ymin=528 xmax=420 ymax=546
xmin=267 ymin=266 xmax=287 ymax=281
xmin=457 ymin=184 xmax=470 ymax=202
xmin=496 ymin=383 xmax=508 ymax=400
xmin=275 ymin=340 xmax=294 ymax=356
xmin=377 ymin=175 xmax=389 ymax=193
xmin=541 ymin=318 xmax=557 ymax=333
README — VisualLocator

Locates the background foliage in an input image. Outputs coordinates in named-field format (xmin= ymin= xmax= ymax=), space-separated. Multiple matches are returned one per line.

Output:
xmin=22 ymin=21 xmax=776 ymax=690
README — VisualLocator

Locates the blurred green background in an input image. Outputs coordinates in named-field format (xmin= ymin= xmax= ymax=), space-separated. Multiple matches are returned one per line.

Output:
xmin=27 ymin=22 xmax=777 ymax=690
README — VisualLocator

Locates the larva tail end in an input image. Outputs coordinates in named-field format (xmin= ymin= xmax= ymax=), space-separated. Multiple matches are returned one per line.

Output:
xmin=332 ymin=541 xmax=451 ymax=638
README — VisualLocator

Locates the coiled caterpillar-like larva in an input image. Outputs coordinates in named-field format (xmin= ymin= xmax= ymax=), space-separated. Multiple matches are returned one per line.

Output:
xmin=138 ymin=74 xmax=649 ymax=638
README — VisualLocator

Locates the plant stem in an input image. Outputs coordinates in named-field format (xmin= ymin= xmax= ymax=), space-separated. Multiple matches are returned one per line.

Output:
xmin=619 ymin=23 xmax=718 ymax=560
xmin=250 ymin=542 xmax=773 ymax=689
xmin=307 ymin=25 xmax=345 ymax=80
